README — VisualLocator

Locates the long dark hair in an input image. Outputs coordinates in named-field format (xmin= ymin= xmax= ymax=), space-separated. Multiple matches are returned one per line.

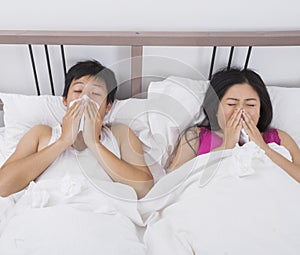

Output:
xmin=166 ymin=67 xmax=273 ymax=169
xmin=203 ymin=67 xmax=273 ymax=132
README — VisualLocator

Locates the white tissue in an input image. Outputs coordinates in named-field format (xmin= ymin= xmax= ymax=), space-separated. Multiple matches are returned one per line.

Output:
xmin=229 ymin=141 xmax=266 ymax=177
xmin=69 ymin=95 xmax=100 ymax=133
xmin=239 ymin=128 xmax=249 ymax=144
xmin=60 ymin=175 xmax=83 ymax=198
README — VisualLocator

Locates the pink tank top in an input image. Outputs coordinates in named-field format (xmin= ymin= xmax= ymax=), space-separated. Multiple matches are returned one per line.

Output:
xmin=197 ymin=127 xmax=281 ymax=155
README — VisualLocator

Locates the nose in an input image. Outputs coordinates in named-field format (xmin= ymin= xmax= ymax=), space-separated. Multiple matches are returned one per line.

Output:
xmin=81 ymin=86 xmax=92 ymax=97
xmin=234 ymin=102 xmax=243 ymax=110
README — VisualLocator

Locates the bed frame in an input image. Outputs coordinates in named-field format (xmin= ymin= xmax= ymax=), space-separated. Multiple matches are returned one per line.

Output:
xmin=1 ymin=30 xmax=300 ymax=111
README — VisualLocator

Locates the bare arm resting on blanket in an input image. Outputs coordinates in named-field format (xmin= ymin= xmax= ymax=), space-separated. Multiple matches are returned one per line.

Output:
xmin=0 ymin=60 xmax=153 ymax=198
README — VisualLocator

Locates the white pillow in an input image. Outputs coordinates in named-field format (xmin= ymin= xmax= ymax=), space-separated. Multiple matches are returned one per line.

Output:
xmin=0 ymin=93 xmax=66 ymax=154
xmin=145 ymin=78 xmax=300 ymax=169
xmin=0 ymin=93 xmax=167 ymax=181
xmin=2 ymin=82 xmax=299 ymax=180
xmin=104 ymin=76 xmax=210 ymax=179
xmin=267 ymin=86 xmax=300 ymax=146
xmin=147 ymin=76 xmax=209 ymax=168
xmin=0 ymin=76 xmax=209 ymax=181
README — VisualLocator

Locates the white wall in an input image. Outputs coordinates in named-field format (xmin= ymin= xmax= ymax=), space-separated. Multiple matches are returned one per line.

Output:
xmin=1 ymin=0 xmax=300 ymax=127
xmin=1 ymin=0 xmax=300 ymax=31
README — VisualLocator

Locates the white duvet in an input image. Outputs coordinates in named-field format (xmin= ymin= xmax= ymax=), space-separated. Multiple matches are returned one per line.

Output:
xmin=0 ymin=180 xmax=146 ymax=255
xmin=0 ymin=139 xmax=300 ymax=255
xmin=0 ymin=135 xmax=146 ymax=255
xmin=142 ymin=142 xmax=300 ymax=255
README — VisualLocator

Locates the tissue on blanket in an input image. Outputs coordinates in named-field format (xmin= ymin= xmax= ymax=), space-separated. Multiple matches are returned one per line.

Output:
xmin=21 ymin=175 xmax=86 ymax=209
xmin=60 ymin=174 xmax=83 ymax=198
xmin=69 ymin=95 xmax=100 ymax=133
xmin=143 ymin=143 xmax=300 ymax=255
xmin=228 ymin=141 xmax=267 ymax=178
xmin=198 ymin=141 xmax=267 ymax=185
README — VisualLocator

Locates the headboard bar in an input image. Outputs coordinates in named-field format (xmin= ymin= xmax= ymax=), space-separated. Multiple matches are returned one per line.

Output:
xmin=28 ymin=44 xmax=41 ymax=95
xmin=1 ymin=31 xmax=300 ymax=46
xmin=1 ymin=30 xmax=300 ymax=112
xmin=60 ymin=45 xmax=67 ymax=76
xmin=227 ymin=46 xmax=235 ymax=69
xmin=208 ymin=46 xmax=217 ymax=80
xmin=44 ymin=45 xmax=55 ymax=95
xmin=131 ymin=46 xmax=143 ymax=97
xmin=244 ymin=46 xmax=253 ymax=69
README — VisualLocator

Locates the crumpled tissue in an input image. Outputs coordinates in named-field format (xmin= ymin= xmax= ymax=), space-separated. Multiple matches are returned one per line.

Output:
xmin=60 ymin=174 xmax=84 ymax=198
xmin=229 ymin=141 xmax=267 ymax=178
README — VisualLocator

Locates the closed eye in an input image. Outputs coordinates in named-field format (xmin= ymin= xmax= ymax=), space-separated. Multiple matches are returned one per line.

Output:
xmin=227 ymin=104 xmax=237 ymax=106
xmin=92 ymin=92 xmax=102 ymax=96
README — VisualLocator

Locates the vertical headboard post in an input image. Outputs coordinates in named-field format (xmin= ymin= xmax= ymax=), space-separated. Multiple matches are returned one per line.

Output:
xmin=0 ymin=30 xmax=300 ymax=102
xmin=131 ymin=45 xmax=143 ymax=97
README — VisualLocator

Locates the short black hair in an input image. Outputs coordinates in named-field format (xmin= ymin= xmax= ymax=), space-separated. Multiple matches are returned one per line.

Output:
xmin=202 ymin=68 xmax=273 ymax=132
xmin=63 ymin=60 xmax=117 ymax=105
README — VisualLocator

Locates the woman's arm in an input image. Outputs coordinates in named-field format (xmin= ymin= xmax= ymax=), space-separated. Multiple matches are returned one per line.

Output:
xmin=264 ymin=130 xmax=300 ymax=182
xmin=0 ymin=125 xmax=69 ymax=197
xmin=168 ymin=127 xmax=199 ymax=172
xmin=242 ymin=111 xmax=300 ymax=182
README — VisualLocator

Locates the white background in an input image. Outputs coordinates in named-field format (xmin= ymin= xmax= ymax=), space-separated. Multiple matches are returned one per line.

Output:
xmin=1 ymin=0 xmax=299 ymax=32
xmin=0 ymin=0 xmax=300 ymax=124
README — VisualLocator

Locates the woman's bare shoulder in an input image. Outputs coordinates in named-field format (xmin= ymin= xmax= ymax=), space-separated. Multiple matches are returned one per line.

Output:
xmin=183 ymin=126 xmax=200 ymax=145
xmin=277 ymin=129 xmax=298 ymax=147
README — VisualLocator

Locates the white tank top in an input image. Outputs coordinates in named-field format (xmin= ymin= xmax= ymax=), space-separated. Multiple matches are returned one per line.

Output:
xmin=36 ymin=125 xmax=121 ymax=183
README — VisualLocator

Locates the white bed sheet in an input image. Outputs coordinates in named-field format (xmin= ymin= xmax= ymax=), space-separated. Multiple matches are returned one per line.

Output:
xmin=0 ymin=185 xmax=146 ymax=255
xmin=0 ymin=204 xmax=146 ymax=255
xmin=143 ymin=142 xmax=300 ymax=255
xmin=1 ymin=126 xmax=300 ymax=254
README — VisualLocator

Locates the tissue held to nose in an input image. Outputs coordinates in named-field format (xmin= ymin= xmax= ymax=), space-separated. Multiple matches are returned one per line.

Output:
xmin=69 ymin=95 xmax=100 ymax=133
xmin=239 ymin=128 xmax=249 ymax=144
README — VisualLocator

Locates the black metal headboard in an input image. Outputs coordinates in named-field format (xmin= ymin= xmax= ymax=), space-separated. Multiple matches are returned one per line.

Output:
xmin=1 ymin=30 xmax=300 ymax=111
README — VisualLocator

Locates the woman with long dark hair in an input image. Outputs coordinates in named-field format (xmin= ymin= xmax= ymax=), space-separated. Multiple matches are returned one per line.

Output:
xmin=168 ymin=68 xmax=300 ymax=183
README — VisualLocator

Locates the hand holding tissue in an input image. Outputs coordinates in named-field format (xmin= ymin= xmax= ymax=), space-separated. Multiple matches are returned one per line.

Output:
xmin=69 ymin=95 xmax=100 ymax=134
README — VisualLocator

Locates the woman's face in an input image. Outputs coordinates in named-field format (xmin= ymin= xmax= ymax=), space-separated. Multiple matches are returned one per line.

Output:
xmin=217 ymin=83 xmax=261 ymax=130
